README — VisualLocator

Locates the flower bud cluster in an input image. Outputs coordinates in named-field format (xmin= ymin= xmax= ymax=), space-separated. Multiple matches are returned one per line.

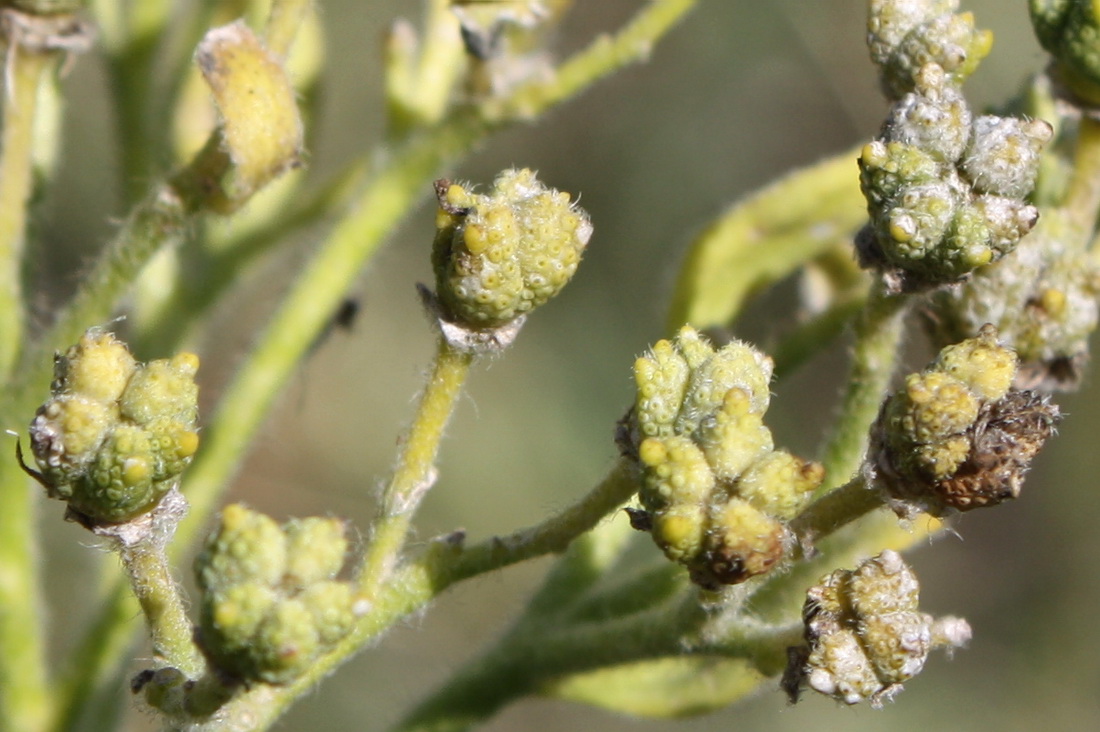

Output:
xmin=626 ymin=326 xmax=824 ymax=589
xmin=783 ymin=550 xmax=971 ymax=707
xmin=194 ymin=504 xmax=357 ymax=685
xmin=857 ymin=63 xmax=1052 ymax=292
xmin=927 ymin=211 xmax=1100 ymax=391
xmin=871 ymin=325 xmax=1060 ymax=516
xmin=1030 ymin=0 xmax=1100 ymax=105
xmin=867 ymin=0 xmax=992 ymax=100
xmin=431 ymin=168 xmax=592 ymax=330
xmin=27 ymin=329 xmax=200 ymax=524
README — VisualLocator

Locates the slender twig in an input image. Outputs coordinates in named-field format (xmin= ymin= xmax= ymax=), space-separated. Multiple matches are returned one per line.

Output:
xmin=0 ymin=45 xmax=48 ymax=377
xmin=0 ymin=41 xmax=56 ymax=732
xmin=357 ymin=337 xmax=475 ymax=602
xmin=1064 ymin=117 xmax=1100 ymax=244
xmin=788 ymin=473 xmax=886 ymax=549
xmin=119 ymin=544 xmax=204 ymax=678
xmin=166 ymin=458 xmax=640 ymax=732
xmin=816 ymin=283 xmax=910 ymax=491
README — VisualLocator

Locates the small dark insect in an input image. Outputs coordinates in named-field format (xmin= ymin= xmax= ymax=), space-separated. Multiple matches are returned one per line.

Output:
xmin=332 ymin=297 xmax=361 ymax=332
xmin=308 ymin=297 xmax=362 ymax=356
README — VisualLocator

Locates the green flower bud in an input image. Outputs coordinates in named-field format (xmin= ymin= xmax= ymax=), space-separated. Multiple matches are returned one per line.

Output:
xmin=283 ymin=517 xmax=349 ymax=589
xmin=881 ymin=65 xmax=972 ymax=162
xmin=119 ymin=353 xmax=200 ymax=426
xmin=926 ymin=212 xmax=1100 ymax=390
xmin=431 ymin=168 xmax=592 ymax=329
xmin=858 ymin=75 xmax=1048 ymax=291
xmin=68 ymin=425 xmax=166 ymax=522
xmin=933 ymin=324 xmax=1017 ymax=400
xmin=860 ymin=612 xmax=933 ymax=685
xmin=195 ymin=505 xmax=359 ymax=685
xmin=847 ymin=547 xmax=921 ymax=617
xmin=637 ymin=436 xmax=714 ymax=512
xmin=962 ymin=116 xmax=1053 ymax=199
xmin=298 ymin=581 xmax=356 ymax=645
xmin=196 ymin=504 xmax=288 ymax=593
xmin=627 ymin=327 xmax=822 ymax=588
xmin=52 ymin=328 xmax=137 ymax=403
xmin=1030 ymin=0 xmax=1100 ymax=105
xmin=694 ymin=388 xmax=774 ymax=484
xmin=736 ymin=450 xmax=824 ymax=520
xmin=675 ymin=339 xmax=773 ymax=435
xmin=26 ymin=329 xmax=201 ymax=523
xmin=868 ymin=0 xmax=992 ymax=99
xmin=250 ymin=599 xmax=322 ymax=684
xmin=633 ymin=339 xmax=691 ymax=439
xmin=144 ymin=417 xmax=201 ymax=481
xmin=204 ymin=583 xmax=280 ymax=657
xmin=700 ymin=498 xmax=786 ymax=587
xmin=872 ymin=327 xmax=1060 ymax=515
xmin=859 ymin=140 xmax=944 ymax=209
xmin=30 ymin=394 xmax=117 ymax=488
xmin=650 ymin=503 xmax=707 ymax=565
xmin=785 ymin=550 xmax=971 ymax=707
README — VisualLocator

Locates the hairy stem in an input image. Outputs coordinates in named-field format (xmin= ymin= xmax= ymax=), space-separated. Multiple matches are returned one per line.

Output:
xmin=120 ymin=542 xmax=204 ymax=678
xmin=358 ymin=337 xmax=475 ymax=603
xmin=816 ymin=284 xmax=909 ymax=491
xmin=0 ymin=44 xmax=57 ymax=732
xmin=175 ymin=459 xmax=640 ymax=732
xmin=1065 ymin=117 xmax=1100 ymax=243
xmin=0 ymin=46 xmax=50 ymax=378
xmin=391 ymin=596 xmax=705 ymax=732
xmin=788 ymin=473 xmax=886 ymax=550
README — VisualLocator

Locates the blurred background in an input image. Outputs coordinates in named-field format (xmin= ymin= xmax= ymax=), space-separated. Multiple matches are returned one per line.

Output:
xmin=30 ymin=1 xmax=1100 ymax=730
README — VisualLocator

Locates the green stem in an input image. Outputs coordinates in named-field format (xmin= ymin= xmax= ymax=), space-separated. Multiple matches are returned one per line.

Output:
xmin=263 ymin=0 xmax=313 ymax=60
xmin=816 ymin=283 xmax=909 ymax=491
xmin=0 ymin=48 xmax=51 ymax=378
xmin=520 ymin=512 xmax=638 ymax=621
xmin=170 ymin=459 xmax=639 ymax=731
xmin=399 ymin=0 xmax=465 ymax=132
xmin=358 ymin=337 xmax=475 ymax=603
xmin=1064 ymin=117 xmax=1100 ymax=242
xmin=392 ymin=596 xmax=705 ymax=732
xmin=485 ymin=0 xmax=697 ymax=122
xmin=119 ymin=537 xmax=204 ymax=677
xmin=788 ymin=473 xmax=885 ymax=550
xmin=0 ymin=45 xmax=56 ymax=732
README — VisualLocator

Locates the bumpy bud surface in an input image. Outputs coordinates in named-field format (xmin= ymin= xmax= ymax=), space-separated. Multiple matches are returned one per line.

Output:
xmin=871 ymin=326 xmax=1060 ymax=516
xmin=860 ymin=5 xmax=1050 ymax=292
xmin=195 ymin=504 xmax=357 ymax=685
xmin=627 ymin=327 xmax=823 ymax=588
xmin=27 ymin=329 xmax=201 ymax=523
xmin=785 ymin=550 xmax=971 ymax=707
xmin=926 ymin=211 xmax=1100 ymax=390
xmin=962 ymin=117 xmax=1053 ymax=199
xmin=868 ymin=0 xmax=992 ymax=99
xmin=1030 ymin=0 xmax=1100 ymax=105
xmin=857 ymin=60 xmax=1049 ymax=292
xmin=431 ymin=168 xmax=592 ymax=329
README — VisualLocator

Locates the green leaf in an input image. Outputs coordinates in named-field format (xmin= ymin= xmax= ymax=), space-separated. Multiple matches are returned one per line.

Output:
xmin=542 ymin=656 xmax=767 ymax=718
xmin=666 ymin=147 xmax=866 ymax=333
